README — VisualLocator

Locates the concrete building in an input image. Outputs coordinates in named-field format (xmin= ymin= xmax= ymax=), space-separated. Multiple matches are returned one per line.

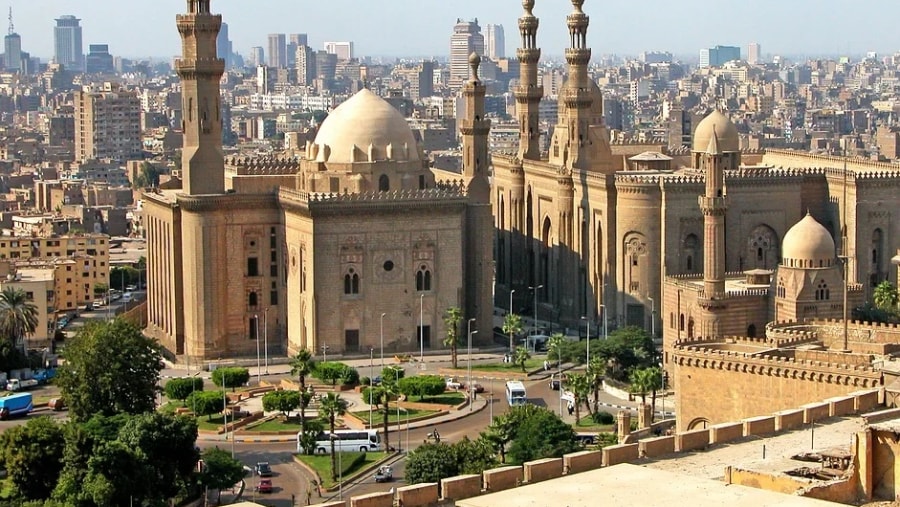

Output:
xmin=748 ymin=42 xmax=761 ymax=65
xmin=54 ymin=15 xmax=83 ymax=72
xmin=484 ymin=24 xmax=505 ymax=60
xmin=74 ymin=83 xmax=142 ymax=162
xmin=699 ymin=45 xmax=741 ymax=68
xmin=248 ymin=46 xmax=264 ymax=67
xmin=294 ymin=45 xmax=315 ymax=86
xmin=449 ymin=19 xmax=484 ymax=89
xmin=324 ymin=41 xmax=353 ymax=61
xmin=4 ymin=32 xmax=21 ymax=73
xmin=267 ymin=33 xmax=286 ymax=68
xmin=145 ymin=1 xmax=493 ymax=362
xmin=85 ymin=44 xmax=114 ymax=74
xmin=0 ymin=263 xmax=55 ymax=346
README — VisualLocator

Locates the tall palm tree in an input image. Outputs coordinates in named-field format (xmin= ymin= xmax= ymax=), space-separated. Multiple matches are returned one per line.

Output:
xmin=586 ymin=357 xmax=606 ymax=415
xmin=502 ymin=313 xmax=524 ymax=353
xmin=630 ymin=367 xmax=663 ymax=423
xmin=318 ymin=392 xmax=348 ymax=481
xmin=290 ymin=349 xmax=316 ymax=434
xmin=547 ymin=333 xmax=566 ymax=363
xmin=442 ymin=307 xmax=462 ymax=369
xmin=566 ymin=373 xmax=591 ymax=424
xmin=513 ymin=345 xmax=531 ymax=373
xmin=0 ymin=287 xmax=38 ymax=353
xmin=371 ymin=380 xmax=398 ymax=452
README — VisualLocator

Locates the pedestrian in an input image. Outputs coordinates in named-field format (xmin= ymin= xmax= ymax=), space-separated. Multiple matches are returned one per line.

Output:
xmin=567 ymin=401 xmax=574 ymax=416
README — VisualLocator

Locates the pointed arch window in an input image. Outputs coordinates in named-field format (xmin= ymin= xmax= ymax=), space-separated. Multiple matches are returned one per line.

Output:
xmin=344 ymin=268 xmax=360 ymax=295
xmin=815 ymin=280 xmax=829 ymax=301
xmin=416 ymin=264 xmax=432 ymax=292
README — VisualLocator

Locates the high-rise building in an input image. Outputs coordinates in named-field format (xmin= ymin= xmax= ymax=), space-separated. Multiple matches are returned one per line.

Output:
xmin=324 ymin=41 xmax=353 ymax=61
xmin=699 ymin=45 xmax=741 ymax=68
xmin=639 ymin=51 xmax=673 ymax=64
xmin=410 ymin=60 xmax=434 ymax=101
xmin=217 ymin=22 xmax=233 ymax=68
xmin=289 ymin=33 xmax=308 ymax=47
xmin=54 ymin=15 xmax=83 ymax=72
xmin=315 ymin=50 xmax=337 ymax=81
xmin=4 ymin=32 xmax=21 ymax=73
xmin=484 ymin=24 xmax=505 ymax=60
xmin=249 ymin=46 xmax=264 ymax=67
xmin=267 ymin=33 xmax=286 ymax=68
xmin=74 ymin=83 xmax=142 ymax=162
xmin=295 ymin=45 xmax=315 ymax=86
xmin=85 ymin=44 xmax=114 ymax=74
xmin=449 ymin=19 xmax=484 ymax=89
xmin=748 ymin=42 xmax=761 ymax=65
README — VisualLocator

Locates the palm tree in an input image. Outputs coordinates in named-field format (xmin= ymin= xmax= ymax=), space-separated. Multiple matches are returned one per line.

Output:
xmin=290 ymin=349 xmax=317 ymax=434
xmin=0 ymin=287 xmax=38 ymax=353
xmin=874 ymin=281 xmax=899 ymax=312
xmin=513 ymin=345 xmax=531 ymax=373
xmin=502 ymin=313 xmax=524 ymax=353
xmin=586 ymin=357 xmax=606 ymax=415
xmin=442 ymin=307 xmax=463 ymax=369
xmin=481 ymin=412 xmax=514 ymax=463
xmin=629 ymin=367 xmax=663 ymax=423
xmin=370 ymin=380 xmax=398 ymax=452
xmin=318 ymin=392 xmax=348 ymax=481
xmin=566 ymin=373 xmax=591 ymax=424
xmin=547 ymin=333 xmax=566 ymax=364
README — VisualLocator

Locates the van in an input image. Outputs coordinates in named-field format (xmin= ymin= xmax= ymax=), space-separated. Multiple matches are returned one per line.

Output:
xmin=122 ymin=292 xmax=133 ymax=303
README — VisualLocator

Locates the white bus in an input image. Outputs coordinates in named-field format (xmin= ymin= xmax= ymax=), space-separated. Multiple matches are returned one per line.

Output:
xmin=506 ymin=380 xmax=527 ymax=406
xmin=298 ymin=429 xmax=381 ymax=454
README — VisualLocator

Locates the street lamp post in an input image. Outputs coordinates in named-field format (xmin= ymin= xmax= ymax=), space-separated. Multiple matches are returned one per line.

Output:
xmin=582 ymin=317 xmax=590 ymax=365
xmin=648 ymin=296 xmax=655 ymax=338
xmin=599 ymin=304 xmax=608 ymax=341
xmin=223 ymin=384 xmax=234 ymax=458
xmin=529 ymin=285 xmax=543 ymax=350
xmin=255 ymin=314 xmax=261 ymax=385
xmin=369 ymin=348 xmax=374 ymax=428
xmin=508 ymin=289 xmax=516 ymax=352
xmin=380 ymin=312 xmax=386 ymax=368
xmin=322 ymin=345 xmax=329 ymax=363
xmin=264 ymin=308 xmax=269 ymax=374
xmin=557 ymin=343 xmax=563 ymax=418
xmin=467 ymin=318 xmax=477 ymax=412
xmin=419 ymin=294 xmax=424 ymax=365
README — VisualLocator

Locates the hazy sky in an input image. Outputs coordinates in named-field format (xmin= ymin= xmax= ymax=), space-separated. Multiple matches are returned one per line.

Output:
xmin=10 ymin=0 xmax=899 ymax=60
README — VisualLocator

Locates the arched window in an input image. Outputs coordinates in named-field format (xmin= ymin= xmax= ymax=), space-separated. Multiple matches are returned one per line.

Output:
xmin=679 ymin=314 xmax=685 ymax=331
xmin=777 ymin=278 xmax=786 ymax=298
xmin=248 ymin=292 xmax=258 ymax=307
xmin=378 ymin=174 xmax=390 ymax=192
xmin=816 ymin=280 xmax=829 ymax=301
xmin=344 ymin=268 xmax=360 ymax=295
xmin=747 ymin=324 xmax=757 ymax=338
xmin=416 ymin=265 xmax=432 ymax=292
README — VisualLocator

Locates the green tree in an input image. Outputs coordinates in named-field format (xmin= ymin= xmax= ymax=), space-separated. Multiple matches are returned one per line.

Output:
xmin=366 ymin=381 xmax=398 ymax=452
xmin=262 ymin=390 xmax=301 ymax=416
xmin=211 ymin=367 xmax=250 ymax=392
xmin=318 ymin=393 xmax=348 ymax=481
xmin=199 ymin=447 xmax=244 ymax=504
xmin=513 ymin=345 xmax=531 ymax=373
xmin=93 ymin=283 xmax=109 ymax=296
xmin=566 ymin=373 xmax=592 ymax=423
xmin=502 ymin=312 xmax=524 ymax=352
xmin=381 ymin=365 xmax=405 ymax=383
xmin=595 ymin=326 xmax=656 ymax=381
xmin=398 ymin=375 xmax=446 ymax=401
xmin=289 ymin=348 xmax=317 ymax=435
xmin=55 ymin=319 xmax=162 ymax=421
xmin=78 ymin=439 xmax=152 ymax=506
xmin=164 ymin=376 xmax=204 ymax=405
xmin=442 ymin=307 xmax=463 ymax=369
xmin=297 ymin=419 xmax=324 ymax=455
xmin=186 ymin=390 xmax=226 ymax=420
xmin=505 ymin=405 xmax=579 ymax=464
xmin=0 ymin=287 xmax=39 ymax=352
xmin=586 ymin=357 xmax=606 ymax=414
xmin=452 ymin=436 xmax=498 ymax=475
xmin=109 ymin=266 xmax=140 ymax=291
xmin=547 ymin=333 xmax=566 ymax=362
xmin=630 ymin=367 xmax=663 ymax=422
xmin=0 ymin=417 xmax=65 ymax=501
xmin=133 ymin=161 xmax=163 ymax=189
xmin=313 ymin=361 xmax=348 ymax=386
xmin=405 ymin=442 xmax=457 ymax=485
xmin=874 ymin=281 xmax=899 ymax=311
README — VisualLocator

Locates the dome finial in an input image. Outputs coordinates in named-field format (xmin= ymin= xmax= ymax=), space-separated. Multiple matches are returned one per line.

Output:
xmin=571 ymin=0 xmax=584 ymax=12
xmin=469 ymin=52 xmax=481 ymax=80
xmin=523 ymin=0 xmax=535 ymax=15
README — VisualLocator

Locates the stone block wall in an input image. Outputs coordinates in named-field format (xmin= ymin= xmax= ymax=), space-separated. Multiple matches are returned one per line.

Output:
xmin=676 ymin=428 xmax=710 ymax=452
xmin=563 ymin=450 xmax=603 ymax=474
xmin=441 ymin=475 xmax=481 ymax=501
xmin=483 ymin=466 xmax=522 ymax=492
xmin=828 ymin=395 xmax=856 ymax=417
xmin=639 ymin=435 xmax=675 ymax=457
xmin=396 ymin=483 xmax=438 ymax=507
xmin=523 ymin=457 xmax=563 ymax=484
xmin=802 ymin=402 xmax=830 ymax=423
xmin=710 ymin=422 xmax=744 ymax=444
xmin=348 ymin=492 xmax=390 ymax=507
xmin=774 ymin=409 xmax=804 ymax=431
xmin=854 ymin=390 xmax=881 ymax=412
xmin=743 ymin=415 xmax=776 ymax=436
xmin=602 ymin=443 xmax=639 ymax=466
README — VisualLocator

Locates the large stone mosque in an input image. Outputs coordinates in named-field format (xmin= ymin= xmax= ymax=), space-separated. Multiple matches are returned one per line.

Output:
xmin=147 ymin=0 xmax=900 ymax=403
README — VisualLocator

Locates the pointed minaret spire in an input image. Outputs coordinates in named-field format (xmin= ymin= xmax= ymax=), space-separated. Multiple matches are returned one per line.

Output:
xmin=515 ymin=0 xmax=543 ymax=161
xmin=705 ymin=126 xmax=721 ymax=155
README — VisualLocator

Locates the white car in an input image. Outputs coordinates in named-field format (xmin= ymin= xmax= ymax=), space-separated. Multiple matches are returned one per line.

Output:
xmin=445 ymin=377 xmax=464 ymax=390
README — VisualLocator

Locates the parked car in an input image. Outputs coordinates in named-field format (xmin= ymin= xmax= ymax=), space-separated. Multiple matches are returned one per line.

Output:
xmin=445 ymin=377 xmax=464 ymax=390
xmin=374 ymin=466 xmax=393 ymax=483
xmin=255 ymin=462 xmax=272 ymax=477
xmin=255 ymin=479 xmax=273 ymax=493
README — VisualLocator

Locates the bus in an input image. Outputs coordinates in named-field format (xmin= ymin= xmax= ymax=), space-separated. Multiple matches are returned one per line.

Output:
xmin=506 ymin=380 xmax=527 ymax=406
xmin=298 ymin=429 xmax=381 ymax=454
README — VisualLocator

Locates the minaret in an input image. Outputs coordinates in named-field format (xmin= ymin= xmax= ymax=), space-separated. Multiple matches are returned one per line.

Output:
xmin=461 ymin=53 xmax=494 ymax=344
xmin=176 ymin=0 xmax=225 ymax=195
xmin=561 ymin=0 xmax=592 ymax=170
xmin=699 ymin=127 xmax=727 ymax=299
xmin=515 ymin=0 xmax=542 ymax=161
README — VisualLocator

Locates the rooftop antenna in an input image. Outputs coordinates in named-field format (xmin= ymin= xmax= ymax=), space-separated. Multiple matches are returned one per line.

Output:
xmin=7 ymin=6 xmax=12 ymax=35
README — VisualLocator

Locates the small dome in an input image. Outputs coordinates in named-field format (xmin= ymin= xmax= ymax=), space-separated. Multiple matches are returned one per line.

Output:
xmin=312 ymin=89 xmax=419 ymax=164
xmin=782 ymin=214 xmax=836 ymax=268
xmin=692 ymin=110 xmax=740 ymax=153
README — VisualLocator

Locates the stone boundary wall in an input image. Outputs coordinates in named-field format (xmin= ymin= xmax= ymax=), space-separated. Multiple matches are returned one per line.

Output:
xmin=309 ymin=389 xmax=884 ymax=507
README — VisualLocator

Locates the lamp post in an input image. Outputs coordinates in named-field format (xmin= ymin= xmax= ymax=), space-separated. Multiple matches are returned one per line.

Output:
xmin=467 ymin=318 xmax=477 ymax=411
xmin=419 ymin=294 xmax=425 ymax=365
xmin=508 ymin=289 xmax=516 ymax=352
xmin=600 ymin=304 xmax=608 ymax=341
xmin=369 ymin=348 xmax=374 ymax=428
xmin=190 ymin=370 xmax=201 ymax=415
xmin=529 ymin=285 xmax=543 ymax=349
xmin=321 ymin=344 xmax=329 ymax=363
xmin=223 ymin=384 xmax=234 ymax=458
xmin=264 ymin=308 xmax=269 ymax=374
xmin=648 ymin=296 xmax=655 ymax=338
xmin=254 ymin=314 xmax=261 ymax=385
xmin=380 ymin=312 xmax=386 ymax=368
xmin=582 ymin=316 xmax=590 ymax=366
xmin=557 ymin=342 xmax=563 ymax=417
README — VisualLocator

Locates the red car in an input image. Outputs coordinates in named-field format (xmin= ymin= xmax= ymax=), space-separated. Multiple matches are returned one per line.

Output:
xmin=256 ymin=479 xmax=273 ymax=494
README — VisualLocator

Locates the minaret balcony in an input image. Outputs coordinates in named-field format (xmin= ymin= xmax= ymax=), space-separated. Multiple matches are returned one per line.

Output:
xmin=516 ymin=48 xmax=541 ymax=63
xmin=514 ymin=85 xmax=543 ymax=100
xmin=175 ymin=58 xmax=225 ymax=77
xmin=698 ymin=196 xmax=726 ymax=211
xmin=565 ymin=48 xmax=591 ymax=66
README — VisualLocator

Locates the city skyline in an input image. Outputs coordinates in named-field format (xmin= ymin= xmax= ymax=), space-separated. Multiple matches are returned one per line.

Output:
xmin=6 ymin=0 xmax=900 ymax=62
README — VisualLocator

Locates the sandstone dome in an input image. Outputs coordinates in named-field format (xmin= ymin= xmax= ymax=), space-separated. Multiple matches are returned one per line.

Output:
xmin=692 ymin=110 xmax=740 ymax=153
xmin=782 ymin=213 xmax=836 ymax=268
xmin=312 ymin=88 xmax=420 ymax=164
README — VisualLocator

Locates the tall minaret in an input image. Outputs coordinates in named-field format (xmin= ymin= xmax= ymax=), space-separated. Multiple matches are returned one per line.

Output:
xmin=461 ymin=53 xmax=494 ymax=344
xmin=699 ymin=127 xmax=727 ymax=299
xmin=561 ymin=0 xmax=592 ymax=170
xmin=176 ymin=0 xmax=225 ymax=195
xmin=515 ymin=0 xmax=542 ymax=161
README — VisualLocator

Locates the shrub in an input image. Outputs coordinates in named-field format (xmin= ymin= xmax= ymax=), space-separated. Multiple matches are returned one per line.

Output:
xmin=360 ymin=376 xmax=371 ymax=386
xmin=591 ymin=411 xmax=614 ymax=425
xmin=164 ymin=377 xmax=203 ymax=404
xmin=211 ymin=367 xmax=250 ymax=392
xmin=313 ymin=362 xmax=359 ymax=386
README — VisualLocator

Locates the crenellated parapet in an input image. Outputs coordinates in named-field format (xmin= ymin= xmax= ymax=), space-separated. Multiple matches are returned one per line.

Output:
xmin=224 ymin=155 xmax=301 ymax=176
xmin=764 ymin=323 xmax=820 ymax=344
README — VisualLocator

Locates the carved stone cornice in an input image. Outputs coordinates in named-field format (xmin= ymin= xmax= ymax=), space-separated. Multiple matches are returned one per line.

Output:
xmin=176 ymin=192 xmax=277 ymax=212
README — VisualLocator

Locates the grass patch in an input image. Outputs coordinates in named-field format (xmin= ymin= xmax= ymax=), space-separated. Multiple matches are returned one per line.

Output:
xmin=466 ymin=358 xmax=544 ymax=373
xmin=247 ymin=417 xmax=303 ymax=432
xmin=352 ymin=407 xmax=437 ymax=426
xmin=574 ymin=418 xmax=615 ymax=432
xmin=406 ymin=392 xmax=465 ymax=405
xmin=296 ymin=451 xmax=388 ymax=489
